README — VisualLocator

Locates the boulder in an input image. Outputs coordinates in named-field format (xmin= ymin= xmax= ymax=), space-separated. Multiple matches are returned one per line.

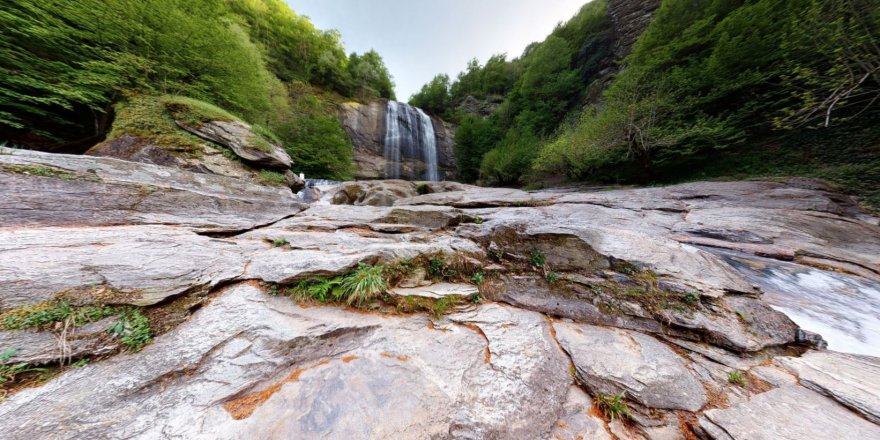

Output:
xmin=177 ymin=120 xmax=292 ymax=170
xmin=699 ymin=386 xmax=880 ymax=439
xmin=330 ymin=180 xmax=420 ymax=206
xmin=554 ymin=322 xmax=708 ymax=411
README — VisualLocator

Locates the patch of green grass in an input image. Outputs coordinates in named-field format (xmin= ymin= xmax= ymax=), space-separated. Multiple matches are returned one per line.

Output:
xmin=545 ymin=272 xmax=560 ymax=282
xmin=595 ymin=391 xmax=630 ymax=422
xmin=1 ymin=302 xmax=116 ymax=331
xmin=727 ymin=370 xmax=746 ymax=386
xmin=248 ymin=134 xmax=276 ymax=153
xmin=71 ymin=358 xmax=89 ymax=368
xmin=258 ymin=170 xmax=288 ymax=186
xmin=107 ymin=95 xmax=204 ymax=151
xmin=0 ymin=362 xmax=46 ymax=386
xmin=431 ymin=297 xmax=459 ymax=318
xmin=339 ymin=263 xmax=388 ymax=307
xmin=428 ymin=258 xmax=446 ymax=279
xmin=106 ymin=308 xmax=152 ymax=351
xmin=471 ymin=271 xmax=484 ymax=285
xmin=529 ymin=248 xmax=546 ymax=268
xmin=0 ymin=164 xmax=100 ymax=182
xmin=252 ymin=124 xmax=281 ymax=144
xmin=289 ymin=277 xmax=341 ymax=303
xmin=272 ymin=238 xmax=290 ymax=248
xmin=684 ymin=291 xmax=700 ymax=305
xmin=161 ymin=95 xmax=239 ymax=127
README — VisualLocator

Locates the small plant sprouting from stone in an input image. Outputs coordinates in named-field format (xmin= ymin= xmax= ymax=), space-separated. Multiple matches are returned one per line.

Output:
xmin=595 ymin=391 xmax=630 ymax=421
xmin=727 ymin=370 xmax=746 ymax=386
xmin=428 ymin=257 xmax=446 ymax=278
xmin=529 ymin=248 xmax=546 ymax=268
xmin=272 ymin=238 xmax=289 ymax=248
xmin=545 ymin=272 xmax=560 ymax=282
xmin=290 ymin=263 xmax=388 ymax=307
xmin=106 ymin=309 xmax=153 ymax=351
xmin=71 ymin=358 xmax=90 ymax=368
xmin=267 ymin=284 xmax=280 ymax=296
xmin=0 ymin=348 xmax=46 ymax=387
xmin=471 ymin=271 xmax=484 ymax=285
xmin=684 ymin=291 xmax=700 ymax=305
xmin=416 ymin=183 xmax=429 ymax=195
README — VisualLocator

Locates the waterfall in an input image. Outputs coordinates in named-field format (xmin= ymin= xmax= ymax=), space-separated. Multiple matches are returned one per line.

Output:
xmin=383 ymin=101 xmax=440 ymax=181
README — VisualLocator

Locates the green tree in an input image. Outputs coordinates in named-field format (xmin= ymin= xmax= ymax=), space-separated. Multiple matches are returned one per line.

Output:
xmin=409 ymin=74 xmax=451 ymax=116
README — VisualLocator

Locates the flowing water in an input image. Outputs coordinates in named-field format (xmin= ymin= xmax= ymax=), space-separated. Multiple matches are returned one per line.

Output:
xmin=383 ymin=101 xmax=440 ymax=181
xmin=713 ymin=249 xmax=880 ymax=357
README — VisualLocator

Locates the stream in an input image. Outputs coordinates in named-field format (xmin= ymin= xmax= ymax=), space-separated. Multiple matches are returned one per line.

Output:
xmin=714 ymin=249 xmax=880 ymax=357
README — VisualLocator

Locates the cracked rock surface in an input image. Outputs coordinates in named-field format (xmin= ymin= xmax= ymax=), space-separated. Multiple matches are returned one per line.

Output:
xmin=0 ymin=149 xmax=879 ymax=439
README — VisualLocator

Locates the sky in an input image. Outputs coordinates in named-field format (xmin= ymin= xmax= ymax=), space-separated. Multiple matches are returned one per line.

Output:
xmin=286 ymin=0 xmax=589 ymax=101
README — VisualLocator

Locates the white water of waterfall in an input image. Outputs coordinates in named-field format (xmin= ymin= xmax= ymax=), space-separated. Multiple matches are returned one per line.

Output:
xmin=383 ymin=101 xmax=440 ymax=181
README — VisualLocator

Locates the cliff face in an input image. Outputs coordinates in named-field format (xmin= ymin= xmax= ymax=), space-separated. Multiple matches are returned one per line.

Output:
xmin=608 ymin=0 xmax=663 ymax=59
xmin=339 ymin=100 xmax=456 ymax=181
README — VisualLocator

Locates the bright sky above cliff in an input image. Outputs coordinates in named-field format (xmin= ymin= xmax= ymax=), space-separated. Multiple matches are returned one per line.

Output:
xmin=286 ymin=0 xmax=588 ymax=101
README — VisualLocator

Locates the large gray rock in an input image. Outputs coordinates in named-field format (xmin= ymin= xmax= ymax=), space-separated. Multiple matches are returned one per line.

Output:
xmin=0 ymin=285 xmax=573 ymax=439
xmin=550 ymin=386 xmax=612 ymax=440
xmin=177 ymin=120 xmax=293 ymax=170
xmin=0 ymin=317 xmax=119 ymax=365
xmin=0 ymin=225 xmax=255 ymax=309
xmin=699 ymin=386 xmax=880 ymax=439
xmin=554 ymin=322 xmax=708 ymax=411
xmin=777 ymin=351 xmax=880 ymax=423
xmin=0 ymin=147 xmax=304 ymax=232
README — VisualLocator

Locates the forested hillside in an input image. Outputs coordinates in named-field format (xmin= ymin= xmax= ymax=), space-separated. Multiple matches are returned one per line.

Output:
xmin=0 ymin=0 xmax=395 ymax=179
xmin=412 ymin=0 xmax=880 ymax=209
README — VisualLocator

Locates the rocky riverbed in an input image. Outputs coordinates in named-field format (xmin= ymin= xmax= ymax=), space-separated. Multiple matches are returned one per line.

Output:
xmin=1 ymin=147 xmax=878 ymax=439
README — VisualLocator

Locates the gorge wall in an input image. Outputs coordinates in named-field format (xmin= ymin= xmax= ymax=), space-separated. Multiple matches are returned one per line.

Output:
xmin=339 ymin=100 xmax=456 ymax=181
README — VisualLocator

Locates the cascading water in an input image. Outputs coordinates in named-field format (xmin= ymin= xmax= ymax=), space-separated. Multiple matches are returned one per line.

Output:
xmin=383 ymin=101 xmax=440 ymax=181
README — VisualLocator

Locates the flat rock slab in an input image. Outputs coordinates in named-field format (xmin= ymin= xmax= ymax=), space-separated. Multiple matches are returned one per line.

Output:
xmin=0 ymin=226 xmax=255 ymax=309
xmin=390 ymin=282 xmax=479 ymax=299
xmin=550 ymin=386 xmax=612 ymax=440
xmin=0 ymin=317 xmax=119 ymax=365
xmin=554 ymin=322 xmax=708 ymax=411
xmin=777 ymin=350 xmax=880 ymax=423
xmin=396 ymin=187 xmax=554 ymax=208
xmin=699 ymin=385 xmax=880 ymax=440
xmin=0 ymin=285 xmax=573 ymax=439
xmin=0 ymin=147 xmax=303 ymax=231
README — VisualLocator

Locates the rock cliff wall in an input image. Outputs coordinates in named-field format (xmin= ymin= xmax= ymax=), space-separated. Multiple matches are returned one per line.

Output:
xmin=339 ymin=100 xmax=456 ymax=181
xmin=608 ymin=0 xmax=663 ymax=59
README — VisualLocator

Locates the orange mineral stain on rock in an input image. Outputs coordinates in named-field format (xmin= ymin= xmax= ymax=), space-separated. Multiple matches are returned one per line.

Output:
xmin=380 ymin=352 xmax=409 ymax=362
xmin=223 ymin=359 xmax=332 ymax=420
xmin=341 ymin=355 xmax=359 ymax=363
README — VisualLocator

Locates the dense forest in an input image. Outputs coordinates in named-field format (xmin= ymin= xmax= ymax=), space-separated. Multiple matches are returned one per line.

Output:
xmin=411 ymin=0 xmax=880 ymax=208
xmin=0 ymin=0 xmax=396 ymax=179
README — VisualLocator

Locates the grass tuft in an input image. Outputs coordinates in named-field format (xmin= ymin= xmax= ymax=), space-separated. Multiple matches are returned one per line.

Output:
xmin=727 ymin=370 xmax=746 ymax=386
xmin=258 ymin=170 xmax=288 ymax=186
xmin=595 ymin=391 xmax=630 ymax=421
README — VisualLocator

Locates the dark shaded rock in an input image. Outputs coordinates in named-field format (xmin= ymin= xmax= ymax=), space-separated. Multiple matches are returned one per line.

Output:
xmin=608 ymin=0 xmax=663 ymax=59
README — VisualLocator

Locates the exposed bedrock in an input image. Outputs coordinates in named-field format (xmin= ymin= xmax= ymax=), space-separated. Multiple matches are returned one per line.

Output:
xmin=0 ymin=149 xmax=878 ymax=439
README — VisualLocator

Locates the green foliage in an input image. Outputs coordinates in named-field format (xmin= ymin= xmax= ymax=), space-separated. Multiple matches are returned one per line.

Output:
xmin=339 ymin=264 xmax=388 ymax=307
xmin=479 ymin=127 xmax=541 ymax=185
xmin=0 ymin=164 xmax=99 ymax=182
xmin=289 ymin=277 xmax=342 ymax=303
xmin=1 ymin=301 xmax=115 ymax=331
xmin=428 ymin=258 xmax=446 ymax=279
xmin=410 ymin=74 xmax=452 ymax=117
xmin=271 ymin=84 xmax=354 ymax=180
xmin=0 ymin=361 xmax=46 ymax=386
xmin=162 ymin=96 xmax=239 ymax=126
xmin=684 ymin=291 xmax=700 ymax=305
xmin=595 ymin=391 xmax=630 ymax=421
xmin=416 ymin=183 xmax=430 ymax=195
xmin=106 ymin=95 xmax=203 ymax=150
xmin=727 ymin=370 xmax=746 ymax=386
xmin=257 ymin=170 xmax=288 ymax=187
xmin=471 ymin=271 xmax=484 ymax=285
xmin=545 ymin=272 xmax=560 ymax=283
xmin=533 ymin=0 xmax=879 ymax=191
xmin=272 ymin=239 xmax=290 ymax=248
xmin=0 ymin=0 xmax=277 ymax=146
xmin=107 ymin=308 xmax=152 ymax=351
xmin=346 ymin=50 xmax=397 ymax=101
xmin=454 ymin=114 xmax=504 ymax=183
xmin=529 ymin=248 xmax=546 ymax=268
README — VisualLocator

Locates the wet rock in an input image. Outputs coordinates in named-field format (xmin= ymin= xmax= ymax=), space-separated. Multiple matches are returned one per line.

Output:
xmin=284 ymin=170 xmax=305 ymax=192
xmin=0 ymin=147 xmax=304 ymax=231
xmin=0 ymin=285 xmax=572 ymax=439
xmin=554 ymin=322 xmax=708 ymax=411
xmin=699 ymin=386 xmax=880 ymax=439
xmin=777 ymin=351 xmax=880 ymax=423
xmin=177 ymin=120 xmax=293 ymax=170
xmin=330 ymin=180 xmax=420 ymax=206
